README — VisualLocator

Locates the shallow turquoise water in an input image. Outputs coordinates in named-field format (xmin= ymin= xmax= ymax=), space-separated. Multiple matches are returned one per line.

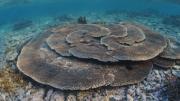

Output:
xmin=0 ymin=1 xmax=179 ymax=100
xmin=0 ymin=0 xmax=180 ymax=65
xmin=0 ymin=0 xmax=180 ymax=25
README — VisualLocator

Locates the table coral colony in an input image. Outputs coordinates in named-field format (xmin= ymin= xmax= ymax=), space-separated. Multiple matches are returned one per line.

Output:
xmin=17 ymin=22 xmax=180 ymax=90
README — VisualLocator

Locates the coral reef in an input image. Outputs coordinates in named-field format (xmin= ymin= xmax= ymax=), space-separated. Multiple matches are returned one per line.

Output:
xmin=77 ymin=16 xmax=87 ymax=24
xmin=0 ymin=11 xmax=180 ymax=100
xmin=16 ymin=22 xmax=180 ymax=91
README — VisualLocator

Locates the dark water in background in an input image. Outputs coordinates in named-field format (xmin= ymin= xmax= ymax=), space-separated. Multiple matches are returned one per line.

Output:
xmin=0 ymin=0 xmax=180 ymax=25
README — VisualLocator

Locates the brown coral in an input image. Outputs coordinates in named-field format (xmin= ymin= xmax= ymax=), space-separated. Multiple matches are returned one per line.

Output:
xmin=16 ymin=22 xmax=179 ymax=90
xmin=153 ymin=57 xmax=176 ymax=68
xmin=47 ymin=23 xmax=167 ymax=62
xmin=153 ymin=38 xmax=180 ymax=68
xmin=160 ymin=38 xmax=180 ymax=59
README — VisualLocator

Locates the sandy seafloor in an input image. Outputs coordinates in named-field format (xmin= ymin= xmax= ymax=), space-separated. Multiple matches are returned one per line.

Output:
xmin=0 ymin=10 xmax=180 ymax=101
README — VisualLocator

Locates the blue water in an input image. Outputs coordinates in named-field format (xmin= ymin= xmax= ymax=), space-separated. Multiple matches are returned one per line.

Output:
xmin=0 ymin=0 xmax=180 ymax=63
xmin=0 ymin=0 xmax=180 ymax=25
xmin=0 ymin=1 xmax=180 ymax=99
